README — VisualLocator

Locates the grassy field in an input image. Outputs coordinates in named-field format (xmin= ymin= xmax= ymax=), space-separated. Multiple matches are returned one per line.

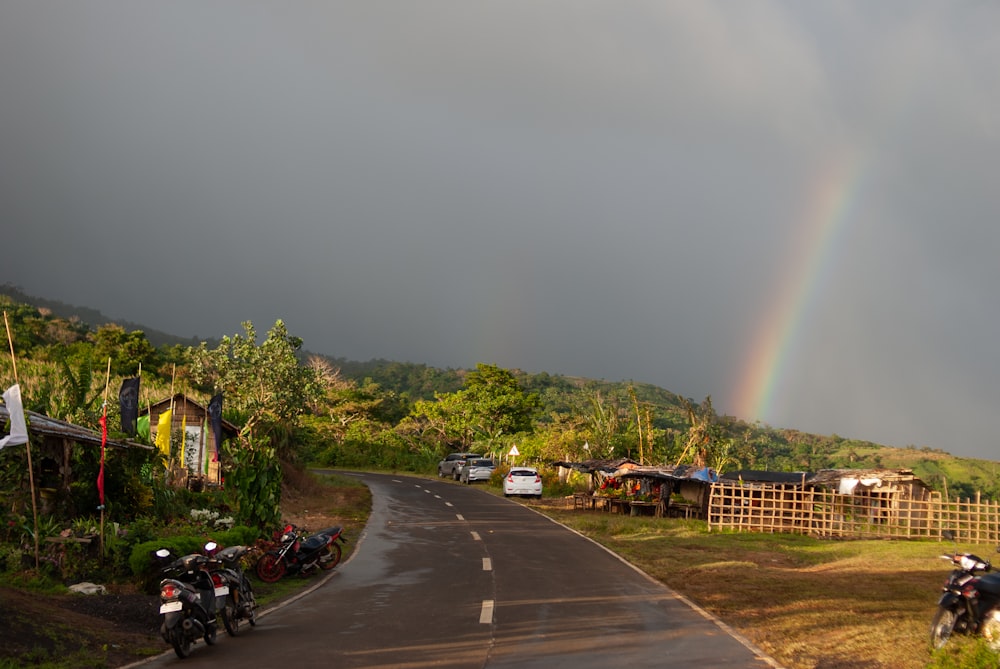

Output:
xmin=537 ymin=504 xmax=999 ymax=669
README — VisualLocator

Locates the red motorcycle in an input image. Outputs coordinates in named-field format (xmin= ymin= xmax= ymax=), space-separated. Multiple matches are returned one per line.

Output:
xmin=255 ymin=524 xmax=346 ymax=583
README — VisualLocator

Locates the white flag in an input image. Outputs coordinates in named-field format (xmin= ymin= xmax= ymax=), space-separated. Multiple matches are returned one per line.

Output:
xmin=0 ymin=384 xmax=29 ymax=449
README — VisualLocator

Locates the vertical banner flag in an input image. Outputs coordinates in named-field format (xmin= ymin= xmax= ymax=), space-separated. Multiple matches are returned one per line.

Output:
xmin=180 ymin=414 xmax=187 ymax=468
xmin=155 ymin=409 xmax=172 ymax=457
xmin=0 ymin=384 xmax=29 ymax=449
xmin=208 ymin=393 xmax=223 ymax=462
xmin=136 ymin=414 xmax=150 ymax=441
xmin=97 ymin=410 xmax=107 ymax=507
xmin=118 ymin=377 xmax=140 ymax=436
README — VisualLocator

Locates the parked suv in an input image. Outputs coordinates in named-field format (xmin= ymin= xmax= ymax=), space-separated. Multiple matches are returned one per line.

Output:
xmin=438 ymin=452 xmax=481 ymax=480
xmin=459 ymin=458 xmax=496 ymax=484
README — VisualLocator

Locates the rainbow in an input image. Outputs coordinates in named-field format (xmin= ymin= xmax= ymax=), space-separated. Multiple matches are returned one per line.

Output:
xmin=732 ymin=146 xmax=866 ymax=425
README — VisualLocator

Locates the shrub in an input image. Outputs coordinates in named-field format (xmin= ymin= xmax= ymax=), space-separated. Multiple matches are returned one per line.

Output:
xmin=127 ymin=524 xmax=260 ymax=592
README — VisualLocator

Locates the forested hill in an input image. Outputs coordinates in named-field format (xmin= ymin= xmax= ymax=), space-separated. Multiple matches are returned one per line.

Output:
xmin=2 ymin=284 xmax=997 ymax=500
xmin=0 ymin=284 xmax=213 ymax=349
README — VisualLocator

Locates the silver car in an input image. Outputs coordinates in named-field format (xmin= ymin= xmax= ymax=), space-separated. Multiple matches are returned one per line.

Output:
xmin=459 ymin=458 xmax=496 ymax=484
xmin=503 ymin=467 xmax=542 ymax=498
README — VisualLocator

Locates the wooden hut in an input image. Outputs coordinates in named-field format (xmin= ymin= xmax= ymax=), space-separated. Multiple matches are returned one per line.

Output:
xmin=619 ymin=464 xmax=719 ymax=518
xmin=143 ymin=393 xmax=238 ymax=490
xmin=0 ymin=404 xmax=151 ymax=514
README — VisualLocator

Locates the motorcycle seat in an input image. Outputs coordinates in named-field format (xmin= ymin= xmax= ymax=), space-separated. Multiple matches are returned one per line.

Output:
xmin=977 ymin=572 xmax=1000 ymax=596
xmin=301 ymin=535 xmax=329 ymax=550
xmin=215 ymin=546 xmax=247 ymax=563
xmin=316 ymin=526 xmax=343 ymax=538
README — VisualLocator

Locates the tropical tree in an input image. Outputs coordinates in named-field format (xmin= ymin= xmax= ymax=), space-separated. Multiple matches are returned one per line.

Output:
xmin=306 ymin=356 xmax=387 ymax=436
xmin=92 ymin=324 xmax=156 ymax=377
xmin=188 ymin=320 xmax=321 ymax=451
xmin=451 ymin=363 xmax=540 ymax=447
xmin=676 ymin=396 xmax=723 ymax=468
xmin=401 ymin=363 xmax=540 ymax=453
xmin=186 ymin=320 xmax=321 ymax=528
xmin=582 ymin=391 xmax=626 ymax=458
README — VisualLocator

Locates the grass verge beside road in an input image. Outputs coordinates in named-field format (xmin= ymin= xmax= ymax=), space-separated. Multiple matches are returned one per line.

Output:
xmin=536 ymin=503 xmax=995 ymax=669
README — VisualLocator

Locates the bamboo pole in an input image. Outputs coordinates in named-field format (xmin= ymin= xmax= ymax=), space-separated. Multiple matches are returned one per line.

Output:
xmin=3 ymin=311 xmax=40 ymax=571
xmin=167 ymin=364 xmax=175 ymax=480
xmin=99 ymin=358 xmax=111 ymax=558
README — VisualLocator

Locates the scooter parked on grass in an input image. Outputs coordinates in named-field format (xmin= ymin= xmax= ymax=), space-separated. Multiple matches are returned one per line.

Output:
xmin=255 ymin=524 xmax=346 ymax=583
xmin=154 ymin=549 xmax=221 ymax=659
xmin=204 ymin=541 xmax=258 ymax=636
xmin=930 ymin=530 xmax=1000 ymax=650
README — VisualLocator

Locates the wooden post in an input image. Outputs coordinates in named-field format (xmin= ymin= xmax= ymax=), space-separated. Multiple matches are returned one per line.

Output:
xmin=99 ymin=358 xmax=111 ymax=558
xmin=4 ymin=311 xmax=40 ymax=570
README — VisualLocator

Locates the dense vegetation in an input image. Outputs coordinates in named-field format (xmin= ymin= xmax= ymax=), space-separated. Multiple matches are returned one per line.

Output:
xmin=3 ymin=284 xmax=995 ymax=668
xmin=0 ymin=283 xmax=997 ymax=584
xmin=3 ymin=285 xmax=998 ymax=489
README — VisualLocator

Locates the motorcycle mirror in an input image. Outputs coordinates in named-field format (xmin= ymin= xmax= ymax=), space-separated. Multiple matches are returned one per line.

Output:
xmin=154 ymin=548 xmax=171 ymax=558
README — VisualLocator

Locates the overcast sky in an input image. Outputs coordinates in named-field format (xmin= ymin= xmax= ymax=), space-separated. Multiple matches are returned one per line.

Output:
xmin=2 ymin=2 xmax=998 ymax=461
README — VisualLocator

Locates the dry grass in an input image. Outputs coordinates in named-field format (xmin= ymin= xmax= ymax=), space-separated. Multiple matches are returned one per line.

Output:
xmin=539 ymin=505 xmax=994 ymax=669
xmin=280 ymin=466 xmax=371 ymax=534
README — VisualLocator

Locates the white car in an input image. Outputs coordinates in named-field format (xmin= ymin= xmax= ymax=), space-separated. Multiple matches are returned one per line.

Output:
xmin=503 ymin=467 xmax=542 ymax=499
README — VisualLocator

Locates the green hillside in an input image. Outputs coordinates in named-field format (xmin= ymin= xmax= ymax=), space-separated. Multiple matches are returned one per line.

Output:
xmin=2 ymin=284 xmax=997 ymax=500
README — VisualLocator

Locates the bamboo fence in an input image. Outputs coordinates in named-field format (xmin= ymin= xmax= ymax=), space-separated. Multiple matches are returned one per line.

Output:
xmin=707 ymin=483 xmax=1000 ymax=544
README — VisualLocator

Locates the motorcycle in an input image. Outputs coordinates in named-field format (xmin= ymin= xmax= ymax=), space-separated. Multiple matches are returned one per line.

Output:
xmin=203 ymin=541 xmax=259 ymax=636
xmin=930 ymin=530 xmax=1000 ymax=650
xmin=154 ymin=548 xmax=221 ymax=658
xmin=255 ymin=524 xmax=346 ymax=583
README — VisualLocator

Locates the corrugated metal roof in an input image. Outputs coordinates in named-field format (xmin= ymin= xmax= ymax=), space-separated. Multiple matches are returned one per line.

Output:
xmin=720 ymin=470 xmax=812 ymax=484
xmin=807 ymin=468 xmax=919 ymax=486
xmin=0 ymin=405 xmax=152 ymax=450
xmin=552 ymin=458 xmax=638 ymax=473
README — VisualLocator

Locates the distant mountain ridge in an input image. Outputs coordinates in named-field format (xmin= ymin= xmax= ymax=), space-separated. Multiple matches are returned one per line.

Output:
xmin=0 ymin=283 xmax=212 ymax=349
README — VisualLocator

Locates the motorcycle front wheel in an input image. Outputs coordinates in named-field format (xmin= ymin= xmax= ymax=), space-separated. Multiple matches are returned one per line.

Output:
xmin=319 ymin=543 xmax=343 ymax=571
xmin=169 ymin=628 xmax=191 ymax=659
xmin=256 ymin=553 xmax=287 ymax=583
xmin=930 ymin=605 xmax=960 ymax=649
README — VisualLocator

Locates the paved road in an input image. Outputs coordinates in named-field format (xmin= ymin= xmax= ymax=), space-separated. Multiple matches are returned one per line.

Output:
xmin=133 ymin=471 xmax=780 ymax=668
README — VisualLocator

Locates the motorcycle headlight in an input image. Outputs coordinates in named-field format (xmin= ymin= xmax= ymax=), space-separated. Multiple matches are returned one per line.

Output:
xmin=960 ymin=555 xmax=985 ymax=571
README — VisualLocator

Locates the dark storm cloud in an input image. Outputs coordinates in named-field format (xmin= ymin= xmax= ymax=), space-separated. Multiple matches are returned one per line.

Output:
xmin=1 ymin=1 xmax=999 ymax=460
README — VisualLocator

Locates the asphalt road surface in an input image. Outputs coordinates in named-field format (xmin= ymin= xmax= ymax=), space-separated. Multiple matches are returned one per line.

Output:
xmin=133 ymin=471 xmax=781 ymax=668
